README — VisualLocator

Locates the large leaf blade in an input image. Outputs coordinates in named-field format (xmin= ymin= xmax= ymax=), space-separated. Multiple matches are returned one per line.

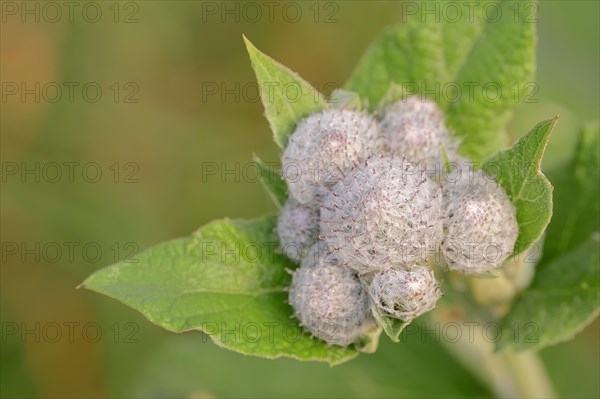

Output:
xmin=345 ymin=0 xmax=536 ymax=160
xmin=345 ymin=17 xmax=448 ymax=107
xmin=498 ymin=235 xmax=600 ymax=351
xmin=542 ymin=124 xmax=600 ymax=263
xmin=498 ymin=123 xmax=600 ymax=351
xmin=446 ymin=0 xmax=536 ymax=160
xmin=82 ymin=216 xmax=358 ymax=366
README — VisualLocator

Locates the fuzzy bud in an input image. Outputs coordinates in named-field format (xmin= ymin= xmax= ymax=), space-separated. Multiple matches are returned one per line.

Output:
xmin=320 ymin=156 xmax=444 ymax=273
xmin=369 ymin=265 xmax=442 ymax=322
xmin=441 ymin=170 xmax=519 ymax=274
xmin=282 ymin=109 xmax=381 ymax=204
xmin=380 ymin=97 xmax=458 ymax=166
xmin=385 ymin=96 xmax=444 ymax=121
xmin=277 ymin=198 xmax=320 ymax=262
xmin=288 ymin=243 xmax=374 ymax=346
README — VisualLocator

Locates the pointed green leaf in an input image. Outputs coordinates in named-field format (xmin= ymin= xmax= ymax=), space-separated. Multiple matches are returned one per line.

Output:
xmin=362 ymin=274 xmax=407 ymax=342
xmin=370 ymin=302 xmax=407 ymax=343
xmin=483 ymin=117 xmax=557 ymax=256
xmin=445 ymin=0 xmax=536 ymax=160
xmin=252 ymin=154 xmax=287 ymax=209
xmin=82 ymin=216 xmax=358 ymax=366
xmin=498 ymin=235 xmax=600 ymax=351
xmin=244 ymin=36 xmax=327 ymax=149
xmin=499 ymin=123 xmax=600 ymax=351
xmin=542 ymin=124 xmax=600 ymax=263
xmin=346 ymin=0 xmax=536 ymax=160
xmin=345 ymin=11 xmax=449 ymax=107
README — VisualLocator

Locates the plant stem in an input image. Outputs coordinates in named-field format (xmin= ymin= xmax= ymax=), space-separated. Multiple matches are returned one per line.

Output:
xmin=432 ymin=311 xmax=556 ymax=398
xmin=501 ymin=351 xmax=556 ymax=399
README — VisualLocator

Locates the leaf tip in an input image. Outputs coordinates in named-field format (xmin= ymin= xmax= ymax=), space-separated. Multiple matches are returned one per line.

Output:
xmin=242 ymin=34 xmax=258 ymax=57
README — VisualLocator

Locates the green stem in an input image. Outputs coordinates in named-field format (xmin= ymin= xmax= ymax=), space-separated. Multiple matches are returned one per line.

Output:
xmin=502 ymin=351 xmax=556 ymax=399
xmin=436 ymin=323 xmax=556 ymax=398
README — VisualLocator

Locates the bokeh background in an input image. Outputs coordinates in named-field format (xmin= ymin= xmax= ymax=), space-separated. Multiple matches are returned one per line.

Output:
xmin=1 ymin=1 xmax=599 ymax=398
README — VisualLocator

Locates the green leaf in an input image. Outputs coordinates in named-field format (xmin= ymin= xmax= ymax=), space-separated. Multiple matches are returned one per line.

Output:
xmin=445 ymin=0 xmax=536 ymax=161
xmin=440 ymin=9 xmax=486 ymax=84
xmin=345 ymin=12 xmax=448 ymax=107
xmin=244 ymin=36 xmax=327 ymax=149
xmin=361 ymin=274 xmax=407 ymax=342
xmin=483 ymin=117 xmax=557 ymax=256
xmin=252 ymin=154 xmax=287 ymax=209
xmin=346 ymin=0 xmax=536 ymax=160
xmin=542 ymin=124 xmax=600 ymax=263
xmin=498 ymin=234 xmax=600 ymax=351
xmin=82 ymin=216 xmax=358 ymax=366
xmin=327 ymin=89 xmax=363 ymax=111
xmin=498 ymin=123 xmax=600 ymax=352
xmin=370 ymin=302 xmax=407 ymax=343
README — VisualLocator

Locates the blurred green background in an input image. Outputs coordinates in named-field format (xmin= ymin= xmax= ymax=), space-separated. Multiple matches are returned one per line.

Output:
xmin=1 ymin=1 xmax=598 ymax=398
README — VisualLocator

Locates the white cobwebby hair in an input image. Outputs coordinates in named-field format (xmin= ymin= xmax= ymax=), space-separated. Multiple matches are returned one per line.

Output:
xmin=320 ymin=155 xmax=444 ymax=274
xmin=281 ymin=109 xmax=382 ymax=204
xmin=277 ymin=198 xmax=320 ymax=262
xmin=441 ymin=169 xmax=519 ymax=274
xmin=380 ymin=97 xmax=459 ymax=167
xmin=369 ymin=265 xmax=442 ymax=322
xmin=288 ymin=243 xmax=375 ymax=346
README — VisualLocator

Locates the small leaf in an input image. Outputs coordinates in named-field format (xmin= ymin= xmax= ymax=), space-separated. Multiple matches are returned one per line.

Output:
xmin=361 ymin=274 xmax=407 ymax=342
xmin=370 ymin=302 xmax=407 ymax=343
xmin=346 ymin=0 xmax=536 ymax=160
xmin=498 ymin=234 xmax=600 ymax=351
xmin=542 ymin=124 xmax=600 ymax=263
xmin=483 ymin=117 xmax=557 ymax=256
xmin=82 ymin=216 xmax=358 ymax=366
xmin=252 ymin=154 xmax=287 ymax=209
xmin=244 ymin=36 xmax=327 ymax=149
xmin=327 ymin=89 xmax=362 ymax=111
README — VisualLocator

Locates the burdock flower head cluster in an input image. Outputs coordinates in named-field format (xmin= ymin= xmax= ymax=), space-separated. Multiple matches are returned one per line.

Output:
xmin=278 ymin=97 xmax=519 ymax=346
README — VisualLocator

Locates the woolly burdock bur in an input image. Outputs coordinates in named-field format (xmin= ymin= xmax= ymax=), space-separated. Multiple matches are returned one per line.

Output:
xmin=380 ymin=97 xmax=458 ymax=167
xmin=288 ymin=243 xmax=374 ymax=346
xmin=369 ymin=265 xmax=442 ymax=322
xmin=281 ymin=109 xmax=381 ymax=204
xmin=320 ymin=156 xmax=444 ymax=273
xmin=441 ymin=170 xmax=519 ymax=274
xmin=277 ymin=198 xmax=319 ymax=262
